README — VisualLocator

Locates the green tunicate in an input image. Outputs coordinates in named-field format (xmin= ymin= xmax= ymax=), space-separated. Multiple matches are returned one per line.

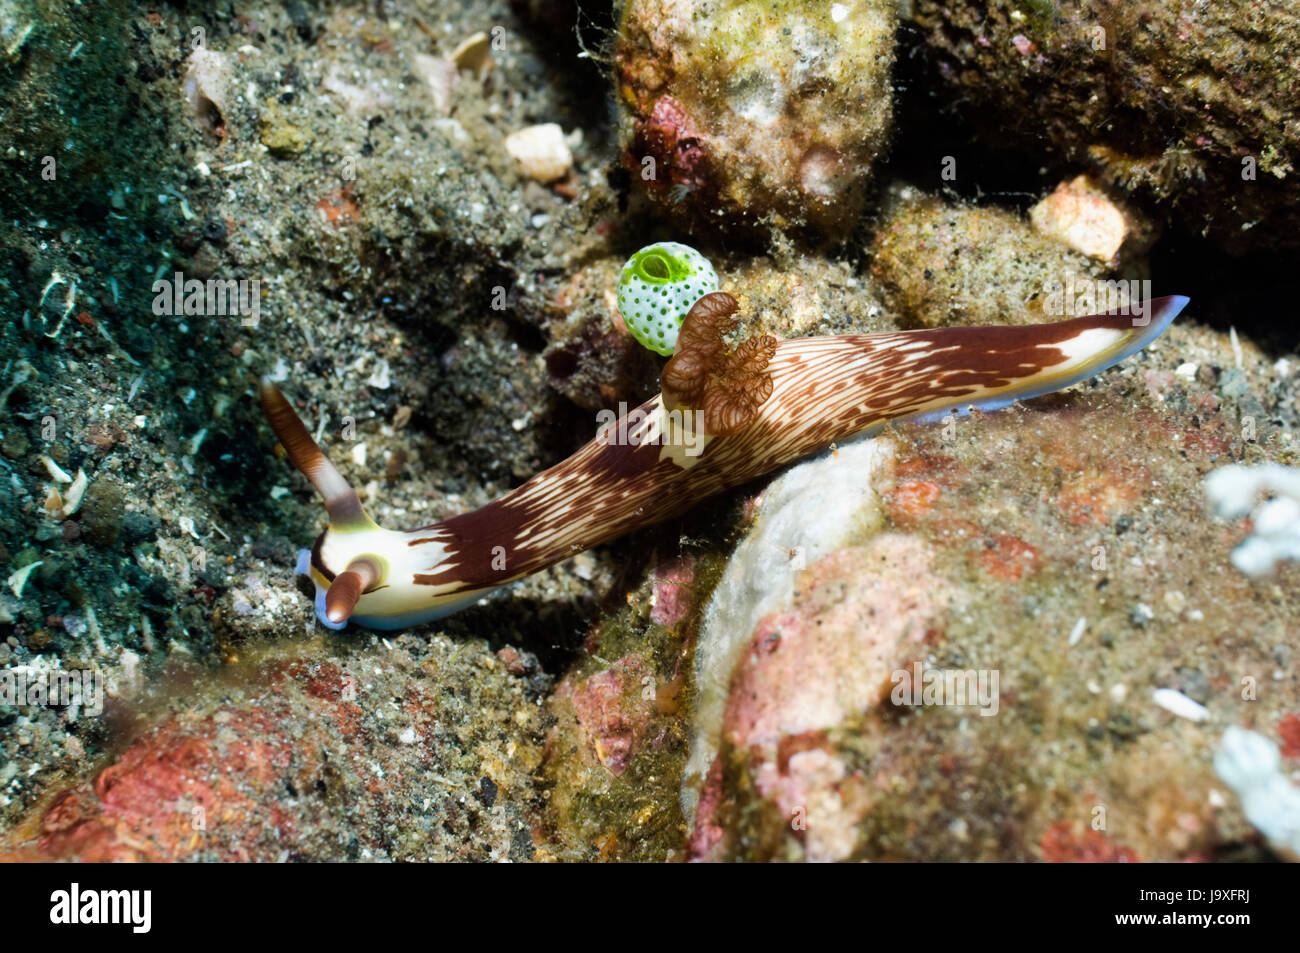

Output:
xmin=616 ymin=241 xmax=719 ymax=356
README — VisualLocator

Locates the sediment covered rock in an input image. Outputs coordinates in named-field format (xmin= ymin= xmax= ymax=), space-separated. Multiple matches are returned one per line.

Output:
xmin=615 ymin=0 xmax=897 ymax=244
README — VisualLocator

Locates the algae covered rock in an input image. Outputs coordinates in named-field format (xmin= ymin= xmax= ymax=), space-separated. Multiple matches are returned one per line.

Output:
xmin=78 ymin=477 xmax=125 ymax=548
xmin=538 ymin=550 xmax=715 ymax=862
xmin=868 ymin=184 xmax=1112 ymax=327
xmin=615 ymin=0 xmax=897 ymax=243
xmin=908 ymin=0 xmax=1300 ymax=254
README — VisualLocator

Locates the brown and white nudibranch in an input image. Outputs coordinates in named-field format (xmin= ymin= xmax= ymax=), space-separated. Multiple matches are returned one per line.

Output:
xmin=261 ymin=241 xmax=1188 ymax=631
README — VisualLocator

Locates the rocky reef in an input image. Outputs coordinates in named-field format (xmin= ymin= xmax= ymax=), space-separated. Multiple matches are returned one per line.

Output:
xmin=907 ymin=0 xmax=1300 ymax=255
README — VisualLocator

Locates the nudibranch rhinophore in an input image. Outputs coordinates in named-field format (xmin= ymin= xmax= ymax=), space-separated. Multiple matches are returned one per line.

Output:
xmin=261 ymin=243 xmax=1188 ymax=631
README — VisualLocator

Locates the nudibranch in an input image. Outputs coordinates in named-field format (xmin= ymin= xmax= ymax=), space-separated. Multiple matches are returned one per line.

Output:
xmin=261 ymin=243 xmax=1188 ymax=631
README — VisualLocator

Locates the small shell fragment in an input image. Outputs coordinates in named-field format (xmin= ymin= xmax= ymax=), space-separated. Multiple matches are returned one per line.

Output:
xmin=504 ymin=123 xmax=573 ymax=183
xmin=182 ymin=47 xmax=234 ymax=135
xmin=43 ymin=486 xmax=64 ymax=517
xmin=1067 ymin=616 xmax=1086 ymax=646
xmin=413 ymin=53 xmax=456 ymax=115
xmin=1152 ymin=687 xmax=1210 ymax=722
xmin=7 ymin=561 xmax=43 ymax=598
xmin=40 ymin=455 xmax=73 ymax=483
xmin=451 ymin=31 xmax=493 ymax=74
xmin=61 ymin=468 xmax=89 ymax=517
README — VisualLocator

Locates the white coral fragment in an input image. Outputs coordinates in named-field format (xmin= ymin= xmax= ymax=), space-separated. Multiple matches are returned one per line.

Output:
xmin=1214 ymin=726 xmax=1300 ymax=861
xmin=1204 ymin=463 xmax=1300 ymax=577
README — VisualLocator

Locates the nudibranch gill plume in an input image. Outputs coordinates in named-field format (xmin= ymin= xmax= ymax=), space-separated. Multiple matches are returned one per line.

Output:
xmin=261 ymin=243 xmax=1188 ymax=631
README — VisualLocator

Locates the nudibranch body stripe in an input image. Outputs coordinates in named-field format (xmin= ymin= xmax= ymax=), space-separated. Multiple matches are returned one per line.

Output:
xmin=263 ymin=295 xmax=1187 ymax=631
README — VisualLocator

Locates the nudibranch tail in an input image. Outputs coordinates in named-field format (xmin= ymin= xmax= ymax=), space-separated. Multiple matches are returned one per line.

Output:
xmin=896 ymin=294 xmax=1189 ymax=424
